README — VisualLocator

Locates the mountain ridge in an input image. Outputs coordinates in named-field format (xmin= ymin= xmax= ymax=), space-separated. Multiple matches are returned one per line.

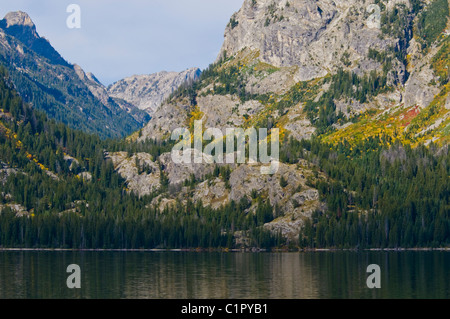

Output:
xmin=107 ymin=67 xmax=201 ymax=114
xmin=0 ymin=11 xmax=70 ymax=67
xmin=0 ymin=11 xmax=205 ymax=138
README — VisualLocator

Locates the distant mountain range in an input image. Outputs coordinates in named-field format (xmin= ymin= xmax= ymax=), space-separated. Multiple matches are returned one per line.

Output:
xmin=107 ymin=68 xmax=201 ymax=114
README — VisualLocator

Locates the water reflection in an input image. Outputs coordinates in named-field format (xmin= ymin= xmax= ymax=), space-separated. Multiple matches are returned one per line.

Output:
xmin=0 ymin=251 xmax=448 ymax=299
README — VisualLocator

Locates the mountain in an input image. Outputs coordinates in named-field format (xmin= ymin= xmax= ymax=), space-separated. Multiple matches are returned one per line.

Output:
xmin=72 ymin=64 xmax=150 ymax=125
xmin=0 ymin=2 xmax=449 ymax=249
xmin=140 ymin=0 xmax=449 ymax=145
xmin=0 ymin=65 xmax=283 ymax=248
xmin=107 ymin=68 xmax=201 ymax=114
xmin=0 ymin=11 xmax=150 ymax=139
xmin=127 ymin=0 xmax=450 ymax=241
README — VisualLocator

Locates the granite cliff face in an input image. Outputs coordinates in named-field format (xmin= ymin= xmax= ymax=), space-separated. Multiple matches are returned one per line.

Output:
xmin=107 ymin=68 xmax=201 ymax=114
xmin=218 ymin=0 xmax=409 ymax=82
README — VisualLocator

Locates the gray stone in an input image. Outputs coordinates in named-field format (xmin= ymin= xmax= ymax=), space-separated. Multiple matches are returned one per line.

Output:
xmin=108 ymin=68 xmax=201 ymax=114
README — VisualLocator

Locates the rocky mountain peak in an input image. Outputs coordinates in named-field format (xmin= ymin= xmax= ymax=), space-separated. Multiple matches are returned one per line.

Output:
xmin=86 ymin=72 xmax=102 ymax=86
xmin=0 ymin=11 xmax=70 ymax=67
xmin=3 ymin=11 xmax=35 ymax=29
xmin=1 ymin=11 xmax=38 ymax=40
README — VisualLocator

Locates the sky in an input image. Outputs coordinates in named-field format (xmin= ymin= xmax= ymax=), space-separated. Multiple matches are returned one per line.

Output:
xmin=0 ymin=0 xmax=244 ymax=85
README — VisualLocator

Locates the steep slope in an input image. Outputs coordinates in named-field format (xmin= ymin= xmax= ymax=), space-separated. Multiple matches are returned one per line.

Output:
xmin=219 ymin=0 xmax=408 ymax=82
xmin=0 ymin=11 xmax=150 ymax=139
xmin=72 ymin=64 xmax=150 ymax=125
xmin=107 ymin=68 xmax=201 ymax=114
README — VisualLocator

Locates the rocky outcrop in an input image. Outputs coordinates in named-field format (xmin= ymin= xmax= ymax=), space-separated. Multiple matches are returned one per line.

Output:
xmin=284 ymin=104 xmax=316 ymax=140
xmin=159 ymin=149 xmax=219 ymax=186
xmin=0 ymin=203 xmax=29 ymax=217
xmin=3 ymin=11 xmax=35 ymax=28
xmin=403 ymin=40 xmax=441 ymax=109
xmin=193 ymin=178 xmax=230 ymax=210
xmin=197 ymin=94 xmax=264 ymax=129
xmin=137 ymin=99 xmax=191 ymax=141
xmin=107 ymin=68 xmax=201 ymax=114
xmin=107 ymin=152 xmax=161 ymax=196
xmin=0 ymin=162 xmax=19 ymax=184
xmin=74 ymin=65 xmax=110 ymax=106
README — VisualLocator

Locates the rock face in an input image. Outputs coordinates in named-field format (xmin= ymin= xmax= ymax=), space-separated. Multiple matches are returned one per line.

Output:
xmin=284 ymin=104 xmax=316 ymax=140
xmin=74 ymin=64 xmax=110 ymax=106
xmin=138 ymin=99 xmax=190 ymax=141
xmin=139 ymin=0 xmax=414 ymax=143
xmin=403 ymin=40 xmax=441 ymax=109
xmin=139 ymin=0 xmax=450 ymax=149
xmin=197 ymin=94 xmax=264 ymax=129
xmin=3 ymin=11 xmax=35 ymax=28
xmin=113 ymin=0 xmax=450 ymax=242
xmin=218 ymin=0 xmax=408 ymax=82
xmin=107 ymin=68 xmax=201 ymax=114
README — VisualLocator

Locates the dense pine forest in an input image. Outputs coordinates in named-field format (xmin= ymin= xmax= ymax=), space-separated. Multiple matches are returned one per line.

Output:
xmin=0 ymin=63 xmax=449 ymax=250
xmin=281 ymin=137 xmax=449 ymax=248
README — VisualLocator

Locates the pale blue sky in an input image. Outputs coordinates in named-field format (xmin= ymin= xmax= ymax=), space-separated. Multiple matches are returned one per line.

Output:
xmin=0 ymin=0 xmax=243 ymax=85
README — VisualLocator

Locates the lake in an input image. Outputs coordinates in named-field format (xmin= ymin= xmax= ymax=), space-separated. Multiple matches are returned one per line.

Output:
xmin=0 ymin=251 xmax=448 ymax=299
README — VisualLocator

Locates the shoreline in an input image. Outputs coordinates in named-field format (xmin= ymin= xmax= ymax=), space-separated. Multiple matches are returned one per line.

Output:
xmin=0 ymin=247 xmax=449 ymax=252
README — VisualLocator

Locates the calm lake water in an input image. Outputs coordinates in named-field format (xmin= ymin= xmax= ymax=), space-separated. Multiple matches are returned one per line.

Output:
xmin=0 ymin=251 xmax=448 ymax=299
